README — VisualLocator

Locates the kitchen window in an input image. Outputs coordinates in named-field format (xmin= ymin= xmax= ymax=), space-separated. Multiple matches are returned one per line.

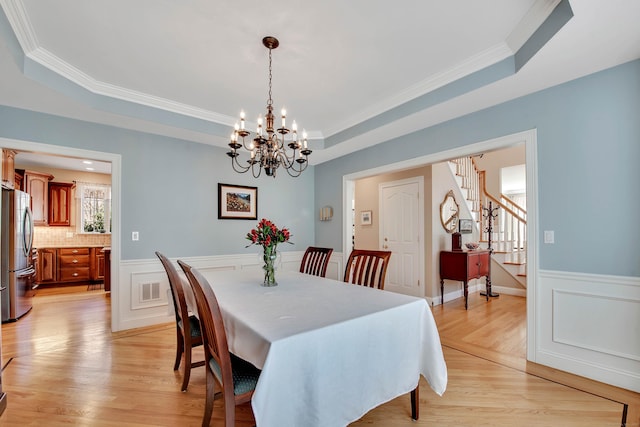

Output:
xmin=76 ymin=182 xmax=111 ymax=233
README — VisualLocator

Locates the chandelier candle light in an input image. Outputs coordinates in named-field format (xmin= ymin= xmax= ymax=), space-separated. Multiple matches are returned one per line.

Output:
xmin=227 ymin=36 xmax=312 ymax=178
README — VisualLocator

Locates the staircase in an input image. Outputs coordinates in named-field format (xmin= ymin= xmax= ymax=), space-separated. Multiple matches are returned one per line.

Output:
xmin=449 ymin=157 xmax=527 ymax=288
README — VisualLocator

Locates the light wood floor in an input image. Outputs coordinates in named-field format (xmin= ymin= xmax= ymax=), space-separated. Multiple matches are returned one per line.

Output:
xmin=0 ymin=286 xmax=627 ymax=426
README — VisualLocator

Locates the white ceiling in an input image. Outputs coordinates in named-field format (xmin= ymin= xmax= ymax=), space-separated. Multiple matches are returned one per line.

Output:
xmin=1 ymin=0 xmax=639 ymax=170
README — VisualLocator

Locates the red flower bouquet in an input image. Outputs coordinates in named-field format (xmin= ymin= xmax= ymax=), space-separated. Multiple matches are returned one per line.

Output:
xmin=246 ymin=219 xmax=292 ymax=286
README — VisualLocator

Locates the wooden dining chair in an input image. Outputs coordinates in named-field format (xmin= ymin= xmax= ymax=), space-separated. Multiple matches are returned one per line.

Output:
xmin=343 ymin=249 xmax=392 ymax=290
xmin=177 ymin=260 xmax=261 ymax=427
xmin=155 ymin=251 xmax=204 ymax=392
xmin=299 ymin=246 xmax=334 ymax=277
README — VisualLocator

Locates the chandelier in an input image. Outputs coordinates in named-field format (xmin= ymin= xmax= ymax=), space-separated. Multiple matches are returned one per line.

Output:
xmin=227 ymin=36 xmax=312 ymax=178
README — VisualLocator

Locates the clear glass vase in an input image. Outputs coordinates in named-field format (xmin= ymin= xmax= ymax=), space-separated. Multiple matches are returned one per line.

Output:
xmin=262 ymin=248 xmax=278 ymax=287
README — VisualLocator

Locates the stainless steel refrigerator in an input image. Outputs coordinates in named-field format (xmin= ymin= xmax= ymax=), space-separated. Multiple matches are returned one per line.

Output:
xmin=1 ymin=188 xmax=36 ymax=322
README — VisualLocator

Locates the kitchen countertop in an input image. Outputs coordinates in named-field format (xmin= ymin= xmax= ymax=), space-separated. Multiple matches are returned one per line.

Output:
xmin=34 ymin=245 xmax=110 ymax=248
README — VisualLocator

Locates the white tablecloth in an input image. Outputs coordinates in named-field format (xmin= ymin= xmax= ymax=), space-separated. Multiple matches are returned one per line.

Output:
xmin=198 ymin=269 xmax=447 ymax=427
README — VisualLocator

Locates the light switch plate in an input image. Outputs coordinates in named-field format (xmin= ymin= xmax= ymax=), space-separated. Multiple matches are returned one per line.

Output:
xmin=132 ymin=231 xmax=139 ymax=241
xmin=544 ymin=230 xmax=554 ymax=244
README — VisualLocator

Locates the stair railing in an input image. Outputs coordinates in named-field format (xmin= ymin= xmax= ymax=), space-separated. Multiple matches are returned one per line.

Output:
xmin=500 ymin=193 xmax=527 ymax=250
xmin=478 ymin=171 xmax=526 ymax=253
xmin=451 ymin=157 xmax=480 ymax=213
xmin=451 ymin=157 xmax=527 ymax=254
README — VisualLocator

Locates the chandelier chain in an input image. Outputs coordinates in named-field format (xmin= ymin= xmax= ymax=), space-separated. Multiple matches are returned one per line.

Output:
xmin=267 ymin=47 xmax=273 ymax=107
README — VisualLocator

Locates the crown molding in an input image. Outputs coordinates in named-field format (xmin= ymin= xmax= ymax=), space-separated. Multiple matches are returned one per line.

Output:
xmin=322 ymin=0 xmax=560 ymax=139
xmin=322 ymin=41 xmax=513 ymax=138
xmin=1 ymin=0 xmax=38 ymax=52
xmin=28 ymin=47 xmax=235 ymax=126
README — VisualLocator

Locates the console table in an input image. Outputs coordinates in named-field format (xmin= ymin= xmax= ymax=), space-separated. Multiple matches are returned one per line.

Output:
xmin=440 ymin=250 xmax=492 ymax=310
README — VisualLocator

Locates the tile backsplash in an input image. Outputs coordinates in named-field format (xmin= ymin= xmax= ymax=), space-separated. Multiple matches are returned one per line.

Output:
xmin=33 ymin=226 xmax=111 ymax=248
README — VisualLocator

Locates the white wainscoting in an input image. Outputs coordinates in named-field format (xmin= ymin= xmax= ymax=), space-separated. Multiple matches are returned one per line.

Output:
xmin=116 ymin=251 xmax=344 ymax=331
xmin=536 ymin=269 xmax=640 ymax=393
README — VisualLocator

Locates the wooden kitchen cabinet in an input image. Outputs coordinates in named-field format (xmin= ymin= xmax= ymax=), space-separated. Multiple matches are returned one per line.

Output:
xmin=440 ymin=250 xmax=491 ymax=310
xmin=48 ymin=182 xmax=75 ymax=226
xmin=91 ymin=247 xmax=106 ymax=282
xmin=36 ymin=248 xmax=57 ymax=283
xmin=24 ymin=170 xmax=54 ymax=225
xmin=36 ymin=247 xmax=107 ymax=285
xmin=58 ymin=247 xmax=91 ymax=282
xmin=14 ymin=171 xmax=23 ymax=190
xmin=1 ymin=149 xmax=17 ymax=189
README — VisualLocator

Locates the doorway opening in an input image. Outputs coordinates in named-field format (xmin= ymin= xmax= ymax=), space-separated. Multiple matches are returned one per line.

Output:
xmin=1 ymin=137 xmax=121 ymax=332
xmin=343 ymin=129 xmax=538 ymax=363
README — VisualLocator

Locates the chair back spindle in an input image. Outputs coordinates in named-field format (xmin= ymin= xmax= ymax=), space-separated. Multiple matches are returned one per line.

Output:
xmin=343 ymin=249 xmax=392 ymax=290
xmin=300 ymin=246 xmax=333 ymax=277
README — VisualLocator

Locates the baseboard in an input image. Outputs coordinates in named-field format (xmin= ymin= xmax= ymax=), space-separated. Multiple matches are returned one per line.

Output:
xmin=527 ymin=360 xmax=640 ymax=425
xmin=492 ymin=285 xmax=526 ymax=297
xmin=439 ymin=283 xmax=483 ymax=305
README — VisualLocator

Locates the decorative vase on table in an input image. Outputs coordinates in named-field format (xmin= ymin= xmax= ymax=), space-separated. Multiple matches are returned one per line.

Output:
xmin=262 ymin=247 xmax=278 ymax=287
xmin=246 ymin=218 xmax=292 ymax=287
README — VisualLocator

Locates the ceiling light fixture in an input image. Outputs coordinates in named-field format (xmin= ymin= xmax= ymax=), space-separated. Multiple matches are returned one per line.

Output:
xmin=227 ymin=36 xmax=312 ymax=178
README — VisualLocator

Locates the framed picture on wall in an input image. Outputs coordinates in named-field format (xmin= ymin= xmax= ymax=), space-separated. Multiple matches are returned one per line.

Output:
xmin=459 ymin=218 xmax=473 ymax=234
xmin=361 ymin=210 xmax=372 ymax=225
xmin=218 ymin=183 xmax=258 ymax=220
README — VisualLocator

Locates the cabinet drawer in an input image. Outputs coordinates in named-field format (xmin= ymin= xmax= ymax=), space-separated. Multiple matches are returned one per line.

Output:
xmin=59 ymin=267 xmax=91 ymax=282
xmin=59 ymin=248 xmax=90 ymax=256
xmin=59 ymin=254 xmax=90 ymax=268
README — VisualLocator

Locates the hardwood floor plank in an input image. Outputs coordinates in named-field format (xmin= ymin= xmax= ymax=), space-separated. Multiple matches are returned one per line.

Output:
xmin=0 ymin=288 xmax=628 ymax=426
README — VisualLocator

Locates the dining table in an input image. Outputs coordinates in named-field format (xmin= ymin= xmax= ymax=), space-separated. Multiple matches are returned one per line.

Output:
xmin=193 ymin=268 xmax=448 ymax=427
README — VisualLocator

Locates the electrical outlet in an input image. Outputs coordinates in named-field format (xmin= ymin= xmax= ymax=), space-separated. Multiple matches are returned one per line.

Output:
xmin=132 ymin=231 xmax=139 ymax=241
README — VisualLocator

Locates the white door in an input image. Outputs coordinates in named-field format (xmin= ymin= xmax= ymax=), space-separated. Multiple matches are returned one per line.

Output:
xmin=379 ymin=177 xmax=424 ymax=297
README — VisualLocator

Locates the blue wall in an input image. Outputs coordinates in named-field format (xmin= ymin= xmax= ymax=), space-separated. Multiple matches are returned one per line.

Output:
xmin=0 ymin=107 xmax=315 ymax=260
xmin=315 ymin=59 xmax=640 ymax=277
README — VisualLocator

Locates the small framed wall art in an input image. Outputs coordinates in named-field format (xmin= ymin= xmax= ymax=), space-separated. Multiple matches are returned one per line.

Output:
xmin=361 ymin=210 xmax=372 ymax=225
xmin=218 ymin=183 xmax=258 ymax=220
xmin=459 ymin=218 xmax=473 ymax=234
